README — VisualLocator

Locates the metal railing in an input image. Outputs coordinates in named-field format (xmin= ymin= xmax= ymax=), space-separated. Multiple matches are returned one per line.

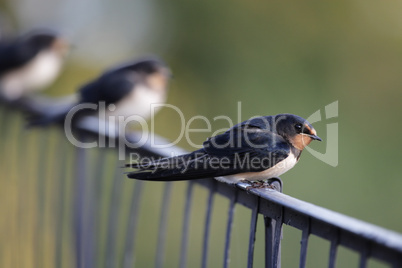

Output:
xmin=1 ymin=99 xmax=402 ymax=268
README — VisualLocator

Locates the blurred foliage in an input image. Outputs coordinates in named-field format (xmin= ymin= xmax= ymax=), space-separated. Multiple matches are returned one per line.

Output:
xmin=1 ymin=0 xmax=402 ymax=267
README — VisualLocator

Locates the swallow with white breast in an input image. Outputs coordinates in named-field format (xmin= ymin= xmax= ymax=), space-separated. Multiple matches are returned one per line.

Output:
xmin=126 ymin=114 xmax=322 ymax=184
xmin=27 ymin=57 xmax=171 ymax=127
xmin=0 ymin=29 xmax=69 ymax=100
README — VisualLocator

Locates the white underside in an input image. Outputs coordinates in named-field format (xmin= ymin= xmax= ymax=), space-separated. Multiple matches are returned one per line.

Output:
xmin=215 ymin=152 xmax=299 ymax=184
xmin=0 ymin=50 xmax=63 ymax=100
xmin=97 ymin=85 xmax=166 ymax=131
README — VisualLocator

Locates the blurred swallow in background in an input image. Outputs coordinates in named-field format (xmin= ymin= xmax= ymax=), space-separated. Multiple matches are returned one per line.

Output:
xmin=126 ymin=114 xmax=322 ymax=184
xmin=0 ymin=29 xmax=70 ymax=100
xmin=27 ymin=57 xmax=171 ymax=127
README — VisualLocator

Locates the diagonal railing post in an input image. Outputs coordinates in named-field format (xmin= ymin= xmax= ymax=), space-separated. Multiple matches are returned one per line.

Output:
xmin=73 ymin=139 xmax=95 ymax=268
xmin=155 ymin=182 xmax=173 ymax=268
xmin=247 ymin=196 xmax=259 ymax=268
xmin=179 ymin=181 xmax=194 ymax=268
xmin=265 ymin=178 xmax=283 ymax=268
xmin=223 ymin=191 xmax=237 ymax=268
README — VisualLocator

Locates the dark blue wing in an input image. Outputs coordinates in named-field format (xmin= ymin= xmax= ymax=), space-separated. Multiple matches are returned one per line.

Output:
xmin=79 ymin=70 xmax=134 ymax=105
xmin=127 ymin=123 xmax=290 ymax=181
xmin=0 ymin=41 xmax=38 ymax=75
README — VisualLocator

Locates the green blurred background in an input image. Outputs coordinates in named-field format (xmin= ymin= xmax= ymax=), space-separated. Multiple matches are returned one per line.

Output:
xmin=1 ymin=0 xmax=402 ymax=267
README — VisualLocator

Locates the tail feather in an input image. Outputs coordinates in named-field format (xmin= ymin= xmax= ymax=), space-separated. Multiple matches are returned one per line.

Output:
xmin=127 ymin=170 xmax=218 ymax=181
xmin=126 ymin=161 xmax=220 ymax=181
xmin=125 ymin=150 xmax=203 ymax=168
xmin=126 ymin=149 xmax=222 ymax=181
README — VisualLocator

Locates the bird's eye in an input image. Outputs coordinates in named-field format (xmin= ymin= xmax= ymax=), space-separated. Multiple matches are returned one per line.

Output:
xmin=295 ymin=123 xmax=303 ymax=133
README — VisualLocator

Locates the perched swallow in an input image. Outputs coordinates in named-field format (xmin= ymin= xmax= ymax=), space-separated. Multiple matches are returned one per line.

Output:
xmin=126 ymin=114 xmax=322 ymax=184
xmin=27 ymin=57 xmax=171 ymax=127
xmin=0 ymin=29 xmax=69 ymax=100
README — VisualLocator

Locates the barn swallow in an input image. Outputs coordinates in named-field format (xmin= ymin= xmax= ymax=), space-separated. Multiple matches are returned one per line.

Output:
xmin=126 ymin=114 xmax=322 ymax=184
xmin=0 ymin=29 xmax=69 ymax=100
xmin=27 ymin=57 xmax=171 ymax=127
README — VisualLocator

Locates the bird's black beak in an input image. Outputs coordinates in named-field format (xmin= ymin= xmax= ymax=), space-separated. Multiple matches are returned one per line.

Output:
xmin=308 ymin=134 xmax=322 ymax=141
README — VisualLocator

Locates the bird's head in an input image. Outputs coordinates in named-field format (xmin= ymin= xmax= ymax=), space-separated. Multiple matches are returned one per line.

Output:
xmin=275 ymin=114 xmax=322 ymax=150
xmin=128 ymin=57 xmax=172 ymax=92
xmin=20 ymin=30 xmax=70 ymax=56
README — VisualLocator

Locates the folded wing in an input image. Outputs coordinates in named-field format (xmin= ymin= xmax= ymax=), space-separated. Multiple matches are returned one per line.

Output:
xmin=126 ymin=123 xmax=290 ymax=181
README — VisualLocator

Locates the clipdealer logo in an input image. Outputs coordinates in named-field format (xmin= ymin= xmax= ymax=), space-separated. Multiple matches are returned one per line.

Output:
xmin=305 ymin=101 xmax=338 ymax=167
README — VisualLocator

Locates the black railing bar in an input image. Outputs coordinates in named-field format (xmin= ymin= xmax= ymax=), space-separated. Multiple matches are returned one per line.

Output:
xmin=13 ymin=117 xmax=33 ymax=267
xmin=0 ymin=105 xmax=11 ymax=151
xmin=264 ymin=216 xmax=282 ymax=268
xmin=155 ymin=182 xmax=173 ymax=268
xmin=0 ymin=98 xmax=92 ymax=255
xmin=392 ymin=246 xmax=402 ymax=268
xmin=55 ymin=139 xmax=70 ymax=268
xmin=11 ymin=125 xmax=27 ymax=267
xmin=195 ymin=179 xmax=284 ymax=267
xmin=0 ymin=106 xmax=15 ymax=157
xmin=91 ymin=151 xmax=108 ymax=268
xmin=328 ymin=228 xmax=339 ymax=268
xmin=299 ymin=218 xmax=311 ymax=268
xmin=247 ymin=196 xmax=259 ymax=268
xmin=195 ymin=178 xmax=402 ymax=264
xmin=122 ymin=180 xmax=144 ymax=268
xmin=194 ymin=179 xmax=256 ymax=210
xmin=73 ymin=145 xmax=87 ymax=268
xmin=309 ymin=214 xmax=401 ymax=266
xmin=104 ymin=162 xmax=125 ymax=268
xmin=0 ymin=103 xmax=4 ymax=129
xmin=358 ymin=253 xmax=368 ymax=268
xmin=196 ymin=179 xmax=279 ymax=217
xmin=0 ymin=98 xmax=187 ymax=159
xmin=392 ymin=259 xmax=402 ymax=268
xmin=0 ymin=105 xmax=9 ymax=264
xmin=137 ymin=150 xmax=402 ymax=266
xmin=0 ymin=107 xmax=4 ymax=169
xmin=85 ymin=117 xmax=400 ymax=264
xmin=243 ymin=187 xmax=402 ymax=253
xmin=201 ymin=180 xmax=216 ymax=268
xmin=358 ymin=240 xmax=371 ymax=268
xmin=8 ymin=103 xmax=402 ymax=263
xmin=253 ymin=193 xmax=402 ymax=266
xmin=0 ymin=99 xmax=187 ymax=161
xmin=34 ymin=129 xmax=54 ymax=268
xmin=27 ymin=112 xmax=400 ymax=255
xmin=264 ymin=178 xmax=283 ymax=268
xmin=82 ymin=162 xmax=97 ymax=268
xmin=272 ymin=206 xmax=283 ymax=268
xmin=179 ymin=181 xmax=194 ymax=268
xmin=223 ymin=193 xmax=237 ymax=268
xmin=264 ymin=217 xmax=273 ymax=268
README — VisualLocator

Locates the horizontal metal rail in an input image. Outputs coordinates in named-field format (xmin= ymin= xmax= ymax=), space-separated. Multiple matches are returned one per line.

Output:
xmin=71 ymin=104 xmax=402 ymax=267
xmin=2 ymin=98 xmax=402 ymax=267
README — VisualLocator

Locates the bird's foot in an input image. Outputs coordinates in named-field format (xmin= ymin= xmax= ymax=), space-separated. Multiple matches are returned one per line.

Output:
xmin=240 ymin=178 xmax=282 ymax=191
xmin=242 ymin=180 xmax=270 ymax=190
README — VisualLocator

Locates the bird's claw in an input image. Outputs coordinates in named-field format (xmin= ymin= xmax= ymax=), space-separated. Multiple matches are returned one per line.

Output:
xmin=242 ymin=180 xmax=271 ymax=190
xmin=240 ymin=178 xmax=282 ymax=191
